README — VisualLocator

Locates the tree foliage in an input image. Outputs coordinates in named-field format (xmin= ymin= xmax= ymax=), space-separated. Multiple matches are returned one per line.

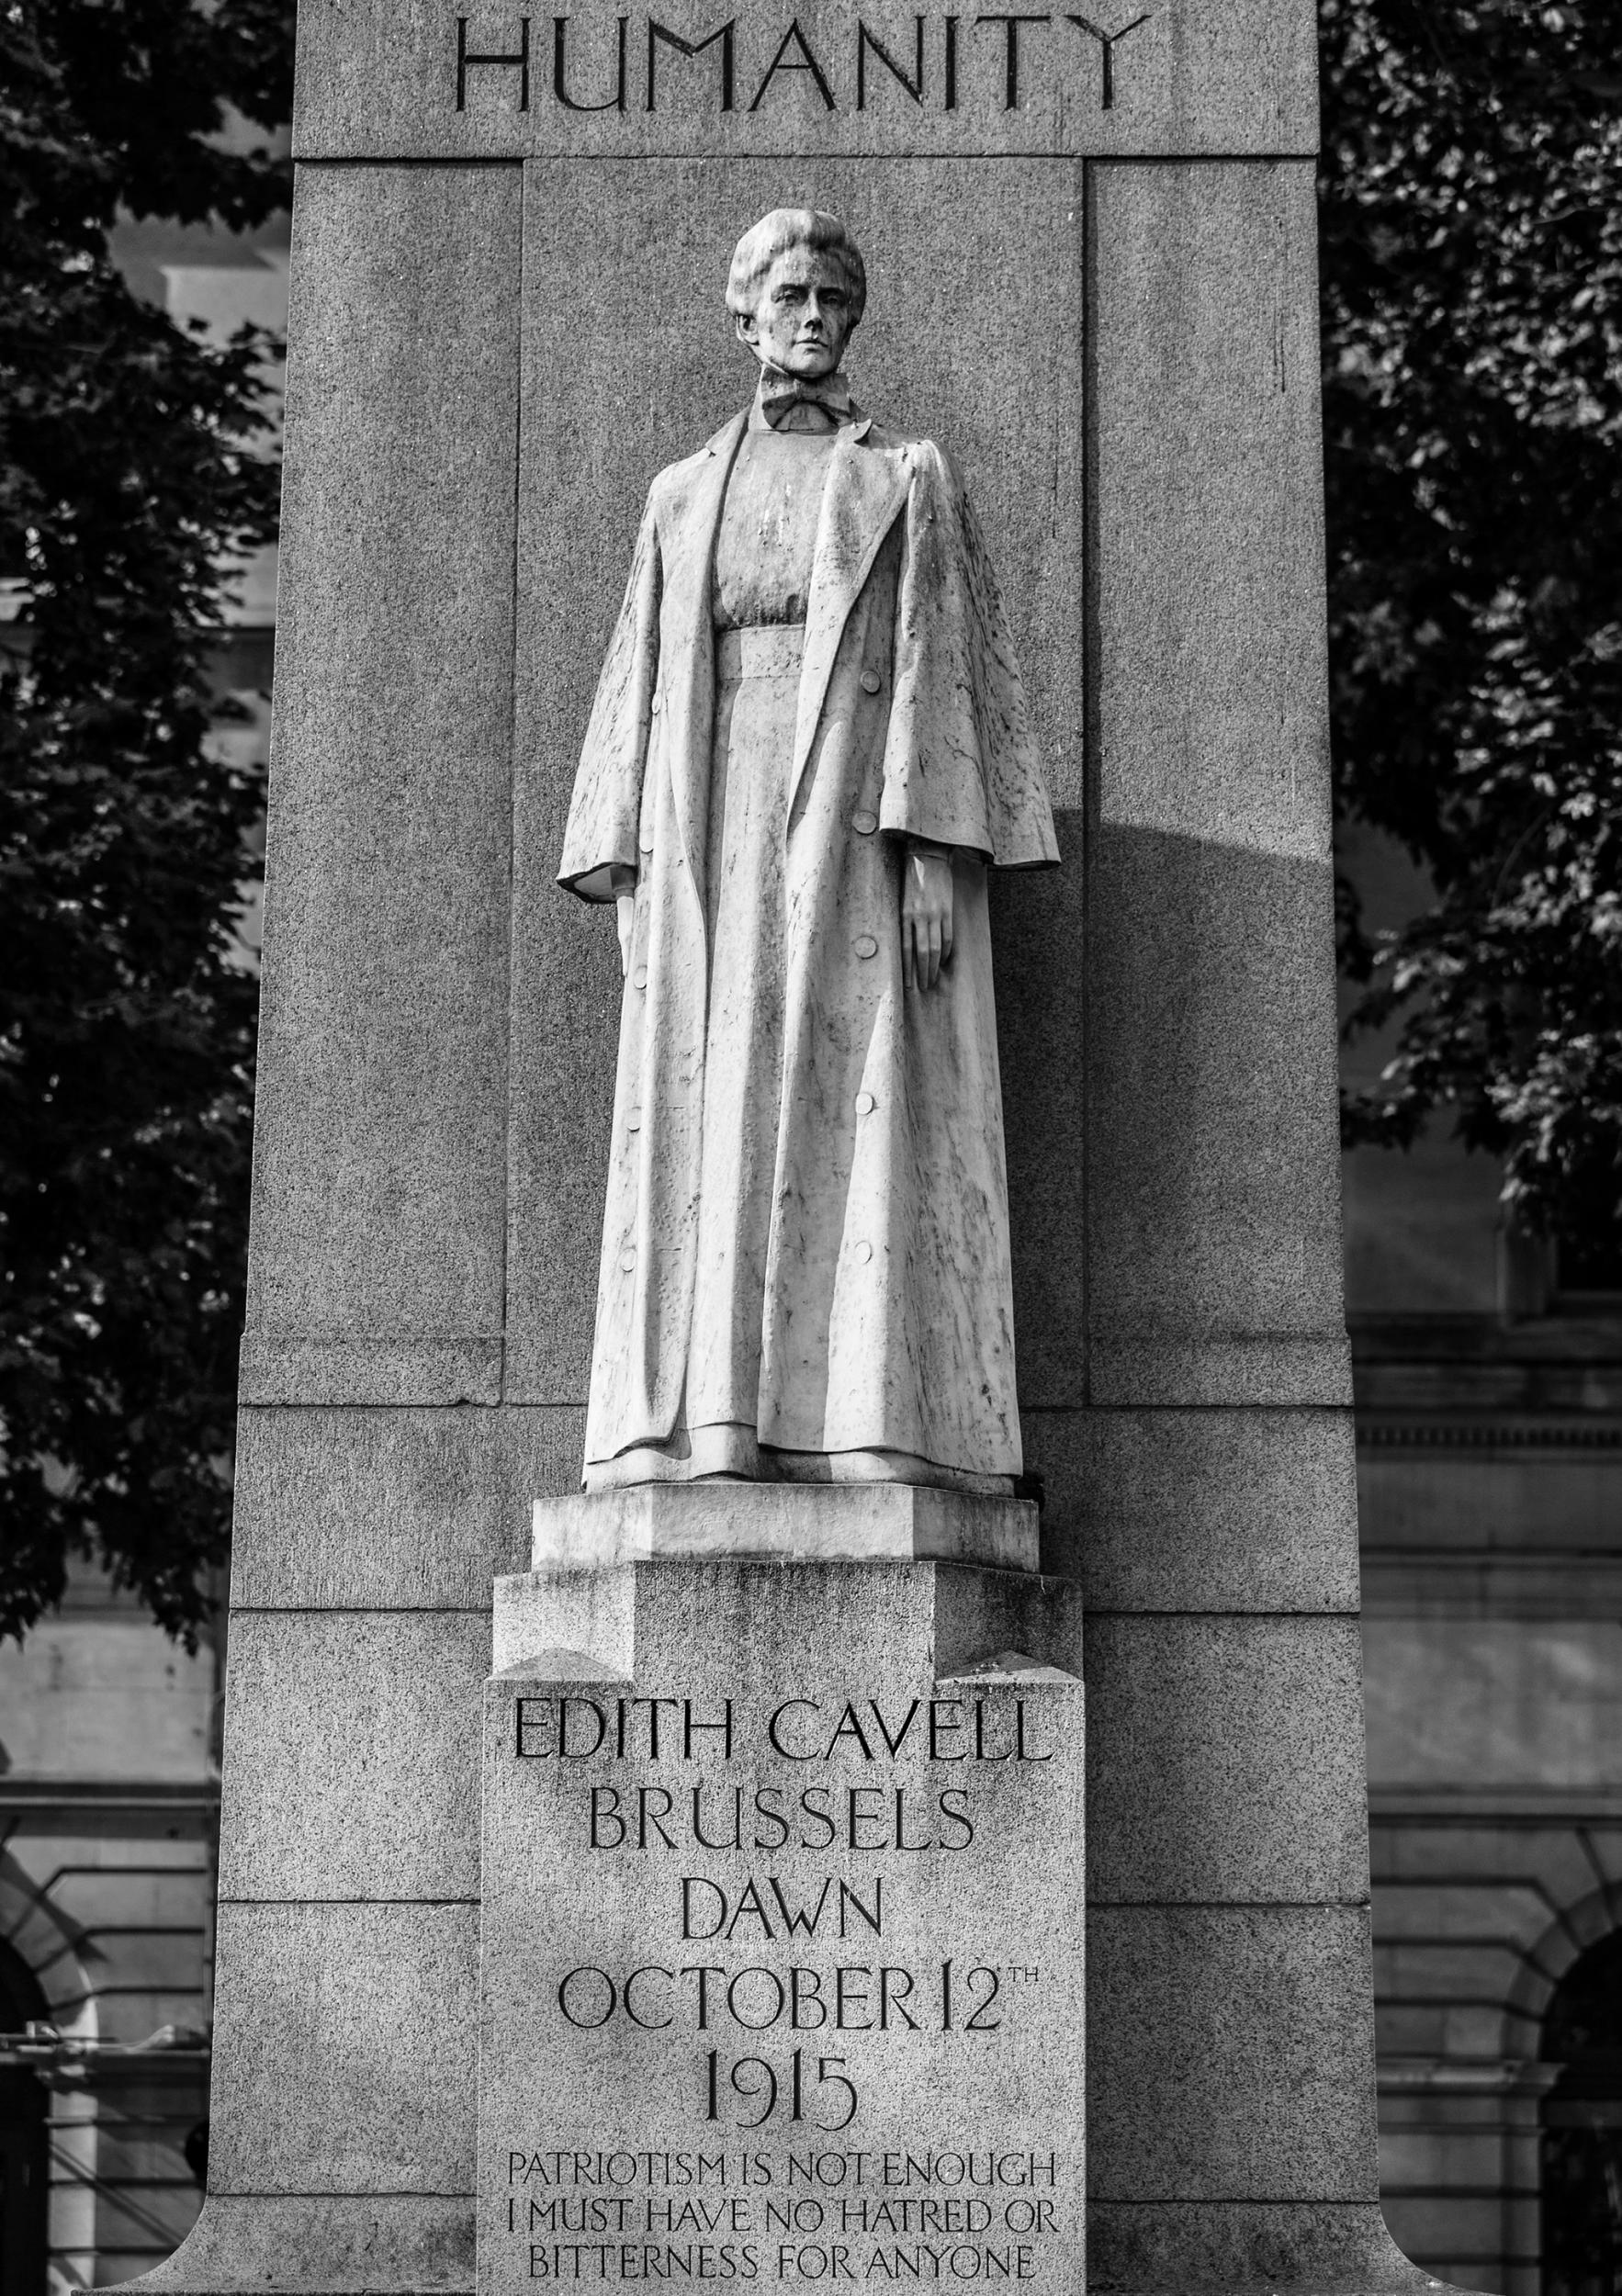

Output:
xmin=1321 ymin=0 xmax=1622 ymax=1241
xmin=0 ymin=1 xmax=291 ymax=1643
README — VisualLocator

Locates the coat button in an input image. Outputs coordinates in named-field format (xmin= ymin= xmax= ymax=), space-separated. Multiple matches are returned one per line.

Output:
xmin=650 ymin=695 xmax=662 ymax=715
xmin=861 ymin=670 xmax=882 ymax=694
xmin=852 ymin=1240 xmax=873 ymax=1264
xmin=626 ymin=1108 xmax=642 ymax=1131
xmin=639 ymin=829 xmax=654 ymax=852
xmin=855 ymin=1091 xmax=875 ymax=1115
xmin=853 ymin=810 xmax=877 ymax=835
xmin=854 ymin=934 xmax=878 ymax=958
xmin=633 ymin=965 xmax=648 ymax=990
xmin=619 ymin=1247 xmax=636 ymax=1272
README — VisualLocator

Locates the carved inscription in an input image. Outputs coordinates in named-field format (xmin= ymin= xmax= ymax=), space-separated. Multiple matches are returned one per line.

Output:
xmin=454 ymin=10 xmax=1153 ymax=114
xmin=479 ymin=1682 xmax=1084 ymax=2295
xmin=293 ymin=0 xmax=1318 ymax=160
xmin=504 ymin=2147 xmax=1061 ymax=2282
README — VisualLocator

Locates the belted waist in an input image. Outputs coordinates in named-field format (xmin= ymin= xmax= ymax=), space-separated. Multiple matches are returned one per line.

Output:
xmin=715 ymin=623 xmax=806 ymax=681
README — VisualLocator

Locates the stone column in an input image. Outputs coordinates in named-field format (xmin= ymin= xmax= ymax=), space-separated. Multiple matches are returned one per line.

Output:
xmin=134 ymin=2 xmax=1429 ymax=2292
xmin=1065 ymin=160 xmax=1420 ymax=2290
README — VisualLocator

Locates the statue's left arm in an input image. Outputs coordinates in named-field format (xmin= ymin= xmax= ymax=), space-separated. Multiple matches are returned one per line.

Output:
xmin=881 ymin=442 xmax=1060 ymax=871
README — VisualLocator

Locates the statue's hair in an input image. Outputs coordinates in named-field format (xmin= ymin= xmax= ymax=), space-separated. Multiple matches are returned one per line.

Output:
xmin=726 ymin=208 xmax=867 ymax=327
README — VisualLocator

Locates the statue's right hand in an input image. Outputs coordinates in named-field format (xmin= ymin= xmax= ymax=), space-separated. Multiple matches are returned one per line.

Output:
xmin=901 ymin=844 xmax=955 ymax=992
xmin=616 ymin=892 xmax=635 ymax=979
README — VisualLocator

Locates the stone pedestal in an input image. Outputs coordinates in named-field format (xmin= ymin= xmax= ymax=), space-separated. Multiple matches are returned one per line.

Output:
xmin=479 ymin=1495 xmax=1085 ymax=2296
xmin=530 ymin=1488 xmax=1041 ymax=1574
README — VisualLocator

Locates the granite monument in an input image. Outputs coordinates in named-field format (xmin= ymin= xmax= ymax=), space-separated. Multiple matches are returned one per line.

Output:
xmin=130 ymin=5 xmax=1442 ymax=2296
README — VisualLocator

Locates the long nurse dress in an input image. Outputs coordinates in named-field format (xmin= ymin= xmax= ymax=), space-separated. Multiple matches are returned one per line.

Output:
xmin=558 ymin=384 xmax=1059 ymax=1492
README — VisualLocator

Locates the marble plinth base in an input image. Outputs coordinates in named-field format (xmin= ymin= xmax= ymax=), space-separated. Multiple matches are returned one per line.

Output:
xmin=533 ymin=1483 xmax=1040 ymax=1573
xmin=480 ymin=1540 xmax=1086 ymax=2296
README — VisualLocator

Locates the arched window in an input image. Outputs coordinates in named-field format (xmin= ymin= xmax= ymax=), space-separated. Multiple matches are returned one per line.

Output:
xmin=0 ymin=1935 xmax=51 ymax=2296
xmin=1543 ymin=1930 xmax=1622 ymax=2296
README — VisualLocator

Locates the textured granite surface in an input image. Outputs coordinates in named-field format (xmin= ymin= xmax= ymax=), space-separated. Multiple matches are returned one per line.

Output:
xmin=133 ymin=2197 xmax=476 ymax=2294
xmin=494 ymin=1553 xmax=1085 ymax=1683
xmin=1033 ymin=1405 xmax=1362 ymax=1612
xmin=218 ymin=1609 xmax=490 ymax=1900
xmin=1089 ymin=2201 xmax=1438 ymax=2295
xmin=231 ymin=1403 xmax=574 ymax=1608
xmin=1085 ymin=1615 xmax=1370 ymax=1905
xmin=243 ymin=163 xmax=519 ymax=1399
xmin=1085 ymin=163 xmax=1344 ymax=1384
xmin=208 ymin=1902 xmax=479 ymax=2194
xmin=1088 ymin=1905 xmax=1380 ymax=2201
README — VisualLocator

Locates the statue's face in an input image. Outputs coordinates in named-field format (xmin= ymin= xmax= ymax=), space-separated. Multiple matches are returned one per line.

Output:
xmin=735 ymin=248 xmax=857 ymax=378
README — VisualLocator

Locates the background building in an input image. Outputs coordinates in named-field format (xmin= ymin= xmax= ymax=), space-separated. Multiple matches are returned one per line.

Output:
xmin=3 ymin=226 xmax=1619 ymax=2296
xmin=1346 ymin=827 xmax=1622 ymax=2296
xmin=0 ymin=1564 xmax=220 ymax=2290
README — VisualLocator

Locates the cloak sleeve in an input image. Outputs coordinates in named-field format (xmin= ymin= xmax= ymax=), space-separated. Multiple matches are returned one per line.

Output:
xmin=879 ymin=442 xmax=1061 ymax=870
xmin=558 ymin=492 xmax=662 ymax=902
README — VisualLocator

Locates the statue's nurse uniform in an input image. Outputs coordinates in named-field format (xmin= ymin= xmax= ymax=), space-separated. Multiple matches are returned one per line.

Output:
xmin=558 ymin=377 xmax=1058 ymax=1491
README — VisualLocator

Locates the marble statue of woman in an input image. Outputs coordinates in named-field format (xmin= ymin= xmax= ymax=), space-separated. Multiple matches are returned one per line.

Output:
xmin=559 ymin=208 xmax=1058 ymax=1496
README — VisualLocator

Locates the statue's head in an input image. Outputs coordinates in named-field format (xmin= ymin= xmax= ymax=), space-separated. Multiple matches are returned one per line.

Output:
xmin=727 ymin=208 xmax=866 ymax=380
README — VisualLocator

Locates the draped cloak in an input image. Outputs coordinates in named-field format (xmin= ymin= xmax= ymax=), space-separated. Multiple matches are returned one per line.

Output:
xmin=558 ymin=407 xmax=1059 ymax=1484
